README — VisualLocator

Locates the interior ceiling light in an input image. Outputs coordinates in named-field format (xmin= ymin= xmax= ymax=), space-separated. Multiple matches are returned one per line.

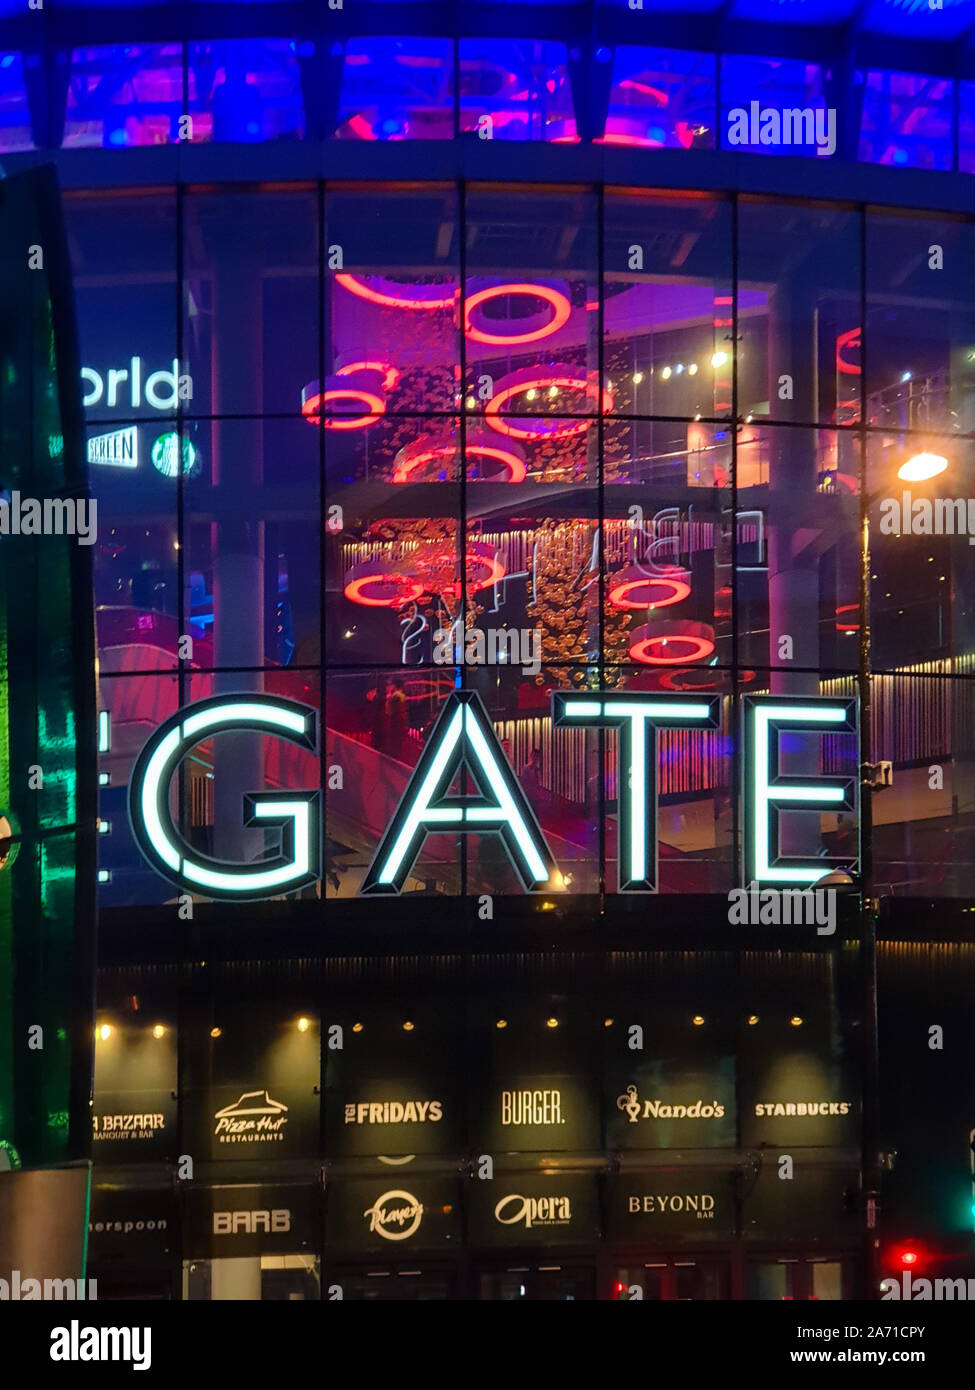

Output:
xmin=835 ymin=327 xmax=862 ymax=376
xmin=334 ymin=273 xmax=457 ymax=311
xmin=607 ymin=566 xmax=691 ymax=610
xmin=392 ymin=431 xmax=527 ymax=484
xmin=898 ymin=451 xmax=948 ymax=482
xmin=344 ymin=541 xmax=505 ymax=608
xmin=628 ymin=620 xmax=716 ymax=666
xmin=464 ymin=279 xmax=572 ymax=345
xmin=343 ymin=560 xmax=426 ymax=609
xmin=484 ymin=366 xmax=613 ymax=440
xmin=301 ymin=360 xmax=401 ymax=430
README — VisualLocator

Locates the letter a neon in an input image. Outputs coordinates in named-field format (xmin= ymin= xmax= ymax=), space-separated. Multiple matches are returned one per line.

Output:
xmin=362 ymin=691 xmax=557 ymax=894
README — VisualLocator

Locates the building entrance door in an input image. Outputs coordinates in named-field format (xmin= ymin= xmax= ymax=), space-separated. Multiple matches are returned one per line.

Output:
xmin=326 ymin=1260 xmax=456 ymax=1301
xmin=746 ymin=1255 xmax=854 ymax=1299
xmin=613 ymin=1256 xmax=731 ymax=1300
xmin=477 ymin=1259 xmax=595 ymax=1300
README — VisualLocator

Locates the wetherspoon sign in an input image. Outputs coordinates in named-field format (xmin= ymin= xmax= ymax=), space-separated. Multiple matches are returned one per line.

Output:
xmin=128 ymin=690 xmax=858 ymax=901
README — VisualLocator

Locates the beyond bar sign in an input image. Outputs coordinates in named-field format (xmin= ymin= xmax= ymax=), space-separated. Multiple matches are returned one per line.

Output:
xmin=128 ymin=690 xmax=858 ymax=901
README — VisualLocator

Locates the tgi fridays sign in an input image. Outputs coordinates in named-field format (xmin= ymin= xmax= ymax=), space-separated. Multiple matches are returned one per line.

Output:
xmin=324 ymin=1074 xmax=457 ymax=1157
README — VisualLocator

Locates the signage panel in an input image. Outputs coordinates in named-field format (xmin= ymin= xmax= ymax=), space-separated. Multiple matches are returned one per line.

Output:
xmin=468 ymin=1173 xmax=600 ymax=1247
xmin=325 ymin=1178 xmax=461 ymax=1253
xmin=605 ymin=1172 xmax=736 ymax=1241
xmin=127 ymin=691 xmax=860 ymax=900
xmin=740 ymin=1051 xmax=859 ymax=1148
xmin=184 ymin=1184 xmax=318 ymax=1260
xmin=88 ymin=1185 xmax=175 ymax=1260
xmin=607 ymin=1058 xmax=737 ymax=1150
xmin=476 ymin=1074 xmax=599 ymax=1153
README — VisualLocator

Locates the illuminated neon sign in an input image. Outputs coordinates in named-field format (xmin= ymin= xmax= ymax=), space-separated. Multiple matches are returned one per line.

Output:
xmin=128 ymin=695 xmax=321 ymax=901
xmin=552 ymin=692 xmax=720 ymax=892
xmin=362 ymin=690 xmax=556 ymax=894
xmin=742 ymin=694 xmax=858 ymax=886
xmin=127 ymin=691 xmax=858 ymax=901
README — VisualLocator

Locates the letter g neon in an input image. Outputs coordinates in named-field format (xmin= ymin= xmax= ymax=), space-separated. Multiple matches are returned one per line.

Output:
xmin=128 ymin=694 xmax=320 ymax=900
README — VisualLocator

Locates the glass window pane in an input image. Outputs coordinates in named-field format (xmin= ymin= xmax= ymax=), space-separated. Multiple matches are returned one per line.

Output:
xmin=336 ymin=38 xmax=454 ymax=141
xmin=604 ymin=47 xmax=715 ymax=150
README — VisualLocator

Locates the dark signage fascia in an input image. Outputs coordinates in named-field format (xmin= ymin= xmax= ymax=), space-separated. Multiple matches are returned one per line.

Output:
xmin=468 ymin=1172 xmax=601 ymax=1247
xmin=605 ymin=1171 xmax=736 ymax=1242
xmin=183 ymin=1184 xmax=319 ymax=1260
xmin=88 ymin=1186 xmax=176 ymax=1260
xmin=324 ymin=1177 xmax=462 ymax=1253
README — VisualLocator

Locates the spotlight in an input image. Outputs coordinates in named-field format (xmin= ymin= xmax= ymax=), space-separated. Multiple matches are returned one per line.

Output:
xmin=692 ymin=1015 xmax=705 ymax=1027
xmin=546 ymin=1017 xmax=559 ymax=1029
xmin=496 ymin=1019 xmax=507 ymax=1029
xmin=711 ymin=351 xmax=728 ymax=368
xmin=747 ymin=1015 xmax=759 ymax=1026
xmin=632 ymin=372 xmax=644 ymax=385
xmin=604 ymin=1018 xmax=614 ymax=1028
xmin=210 ymin=1027 xmax=222 ymax=1039
xmin=297 ymin=1017 xmax=310 ymax=1033
xmin=152 ymin=1025 xmax=165 ymax=1040
xmin=688 ymin=363 xmax=698 ymax=376
xmin=661 ymin=366 xmax=672 ymax=380
xmin=403 ymin=1021 xmax=415 ymax=1032
xmin=790 ymin=1015 xmax=804 ymax=1027
xmin=97 ymin=1024 xmax=111 ymax=1041
xmin=352 ymin=1022 xmax=364 ymax=1033
xmin=898 ymin=452 xmax=948 ymax=482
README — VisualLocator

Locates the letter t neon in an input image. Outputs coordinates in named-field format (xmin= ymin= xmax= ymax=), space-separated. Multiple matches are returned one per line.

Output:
xmin=552 ymin=692 xmax=720 ymax=892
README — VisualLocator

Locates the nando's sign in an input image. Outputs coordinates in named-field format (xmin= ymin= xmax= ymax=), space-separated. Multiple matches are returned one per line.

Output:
xmin=128 ymin=690 xmax=858 ymax=901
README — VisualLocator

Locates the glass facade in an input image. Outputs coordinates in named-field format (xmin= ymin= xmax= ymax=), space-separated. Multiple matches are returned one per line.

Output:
xmin=7 ymin=0 xmax=975 ymax=1313
xmin=72 ymin=182 xmax=975 ymax=910
xmin=2 ymin=35 xmax=975 ymax=173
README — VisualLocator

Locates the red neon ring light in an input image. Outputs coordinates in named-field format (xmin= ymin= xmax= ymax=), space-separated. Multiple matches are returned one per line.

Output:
xmin=344 ymin=571 xmax=425 ymax=608
xmin=484 ymin=369 xmax=614 ymax=440
xmin=302 ymin=385 xmax=386 ymax=430
xmin=835 ymin=604 xmax=860 ymax=633
xmin=334 ymin=274 xmax=457 ymax=311
xmin=392 ymin=434 xmax=527 ymax=483
xmin=336 ymin=360 xmax=402 ymax=392
xmin=629 ymin=621 xmax=716 ymax=666
xmin=608 ymin=568 xmax=691 ymax=610
xmin=836 ymin=327 xmax=862 ymax=376
xmin=464 ymin=282 xmax=572 ymax=345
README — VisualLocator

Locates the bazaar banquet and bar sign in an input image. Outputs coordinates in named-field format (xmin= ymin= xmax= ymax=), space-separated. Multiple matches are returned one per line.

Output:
xmin=127 ymin=690 xmax=859 ymax=900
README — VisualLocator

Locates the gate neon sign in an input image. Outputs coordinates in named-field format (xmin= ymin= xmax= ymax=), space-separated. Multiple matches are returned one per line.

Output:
xmin=128 ymin=690 xmax=857 ymax=901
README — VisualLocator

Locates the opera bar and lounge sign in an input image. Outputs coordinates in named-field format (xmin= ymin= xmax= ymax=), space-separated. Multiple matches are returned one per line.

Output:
xmin=128 ymin=690 xmax=859 ymax=900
